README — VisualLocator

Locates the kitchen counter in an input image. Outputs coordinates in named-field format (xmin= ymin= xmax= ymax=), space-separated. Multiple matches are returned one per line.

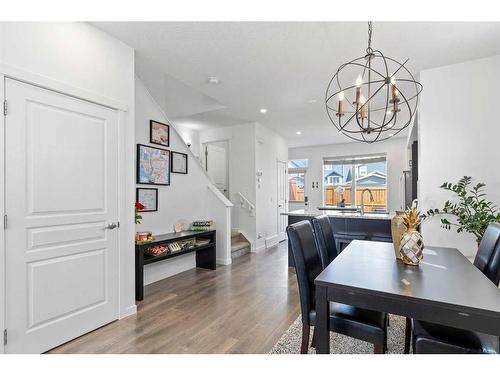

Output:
xmin=282 ymin=209 xmax=394 ymax=220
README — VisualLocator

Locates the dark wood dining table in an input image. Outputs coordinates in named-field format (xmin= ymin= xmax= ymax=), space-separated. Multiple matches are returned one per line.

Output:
xmin=314 ymin=240 xmax=500 ymax=354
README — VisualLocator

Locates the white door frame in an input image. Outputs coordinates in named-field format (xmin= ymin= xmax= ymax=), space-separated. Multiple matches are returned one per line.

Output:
xmin=0 ymin=74 xmax=5 ymax=354
xmin=276 ymin=159 xmax=288 ymax=242
xmin=202 ymin=139 xmax=231 ymax=199
xmin=0 ymin=66 xmax=135 ymax=354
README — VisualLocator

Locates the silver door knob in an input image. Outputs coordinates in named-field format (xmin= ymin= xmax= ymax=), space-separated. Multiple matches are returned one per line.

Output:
xmin=105 ymin=222 xmax=118 ymax=230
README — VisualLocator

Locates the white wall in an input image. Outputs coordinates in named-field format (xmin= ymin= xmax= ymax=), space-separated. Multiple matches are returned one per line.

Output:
xmin=288 ymin=137 xmax=407 ymax=213
xmin=136 ymin=79 xmax=232 ymax=282
xmin=0 ymin=22 xmax=134 ymax=108
xmin=0 ymin=22 xmax=137 ymax=349
xmin=255 ymin=123 xmax=288 ymax=250
xmin=175 ymin=124 xmax=201 ymax=161
xmin=419 ymin=54 xmax=500 ymax=258
xmin=200 ymin=123 xmax=257 ymax=247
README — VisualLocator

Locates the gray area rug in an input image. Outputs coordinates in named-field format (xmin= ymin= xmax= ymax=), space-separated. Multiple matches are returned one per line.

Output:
xmin=270 ymin=314 xmax=407 ymax=354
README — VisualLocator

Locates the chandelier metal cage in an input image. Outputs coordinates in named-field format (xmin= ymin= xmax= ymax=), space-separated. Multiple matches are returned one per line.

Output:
xmin=325 ymin=22 xmax=423 ymax=143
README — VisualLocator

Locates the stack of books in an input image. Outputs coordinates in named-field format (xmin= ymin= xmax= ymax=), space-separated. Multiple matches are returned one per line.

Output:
xmin=191 ymin=220 xmax=214 ymax=231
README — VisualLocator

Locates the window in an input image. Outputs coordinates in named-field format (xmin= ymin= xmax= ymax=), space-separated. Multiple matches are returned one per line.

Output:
xmin=288 ymin=159 xmax=308 ymax=202
xmin=323 ymin=155 xmax=387 ymax=212
xmin=288 ymin=159 xmax=308 ymax=169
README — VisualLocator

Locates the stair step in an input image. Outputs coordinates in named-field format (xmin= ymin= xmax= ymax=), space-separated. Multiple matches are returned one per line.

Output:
xmin=230 ymin=230 xmax=250 ymax=259
xmin=231 ymin=240 xmax=250 ymax=252
xmin=231 ymin=243 xmax=250 ymax=259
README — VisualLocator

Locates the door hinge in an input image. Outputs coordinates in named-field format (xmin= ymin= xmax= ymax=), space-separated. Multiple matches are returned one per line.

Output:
xmin=3 ymin=100 xmax=7 ymax=116
xmin=3 ymin=214 xmax=7 ymax=229
xmin=3 ymin=329 xmax=7 ymax=346
xmin=116 ymin=221 xmax=120 ymax=228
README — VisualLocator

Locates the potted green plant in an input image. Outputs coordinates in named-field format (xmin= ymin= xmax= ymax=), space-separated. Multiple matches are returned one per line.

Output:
xmin=422 ymin=176 xmax=500 ymax=244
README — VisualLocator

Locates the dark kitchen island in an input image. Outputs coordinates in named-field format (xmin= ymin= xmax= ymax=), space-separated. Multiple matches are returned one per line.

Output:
xmin=283 ymin=209 xmax=393 ymax=267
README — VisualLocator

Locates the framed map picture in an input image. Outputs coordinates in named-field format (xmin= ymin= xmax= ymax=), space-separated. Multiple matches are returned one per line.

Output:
xmin=137 ymin=144 xmax=170 ymax=185
xmin=150 ymin=120 xmax=170 ymax=147
xmin=136 ymin=188 xmax=158 ymax=212
xmin=171 ymin=151 xmax=188 ymax=174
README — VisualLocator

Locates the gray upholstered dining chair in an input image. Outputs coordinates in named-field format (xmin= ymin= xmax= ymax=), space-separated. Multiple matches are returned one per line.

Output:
xmin=406 ymin=222 xmax=500 ymax=354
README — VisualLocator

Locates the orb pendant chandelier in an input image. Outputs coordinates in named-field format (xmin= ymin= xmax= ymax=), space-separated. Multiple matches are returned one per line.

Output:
xmin=325 ymin=22 xmax=423 ymax=143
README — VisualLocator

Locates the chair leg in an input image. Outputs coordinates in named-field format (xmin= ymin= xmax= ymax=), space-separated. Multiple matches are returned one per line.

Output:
xmin=384 ymin=315 xmax=389 ymax=351
xmin=311 ymin=327 xmax=317 ymax=348
xmin=301 ymin=323 xmax=310 ymax=354
xmin=374 ymin=343 xmax=385 ymax=354
xmin=404 ymin=317 xmax=411 ymax=354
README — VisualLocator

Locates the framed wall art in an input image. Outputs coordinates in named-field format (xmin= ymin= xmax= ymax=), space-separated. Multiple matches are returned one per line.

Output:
xmin=136 ymin=144 xmax=170 ymax=185
xmin=136 ymin=188 xmax=158 ymax=212
xmin=171 ymin=151 xmax=188 ymax=174
xmin=150 ymin=120 xmax=170 ymax=147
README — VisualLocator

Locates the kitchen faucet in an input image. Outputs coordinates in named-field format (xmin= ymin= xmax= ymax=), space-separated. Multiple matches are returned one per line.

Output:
xmin=360 ymin=188 xmax=374 ymax=215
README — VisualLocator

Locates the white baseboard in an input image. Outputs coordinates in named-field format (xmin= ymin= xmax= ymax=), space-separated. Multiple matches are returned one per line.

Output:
xmin=120 ymin=304 xmax=137 ymax=319
xmin=265 ymin=234 xmax=279 ymax=249
xmin=144 ymin=253 xmax=195 ymax=285
xmin=217 ymin=257 xmax=232 ymax=265
xmin=253 ymin=236 xmax=265 ymax=253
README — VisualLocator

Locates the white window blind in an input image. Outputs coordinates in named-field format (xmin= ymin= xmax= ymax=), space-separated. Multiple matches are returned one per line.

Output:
xmin=323 ymin=154 xmax=386 ymax=165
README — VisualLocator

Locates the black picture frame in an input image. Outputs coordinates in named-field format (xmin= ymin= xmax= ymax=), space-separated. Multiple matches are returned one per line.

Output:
xmin=136 ymin=144 xmax=171 ymax=186
xmin=136 ymin=188 xmax=158 ymax=212
xmin=149 ymin=120 xmax=170 ymax=147
xmin=171 ymin=151 xmax=188 ymax=174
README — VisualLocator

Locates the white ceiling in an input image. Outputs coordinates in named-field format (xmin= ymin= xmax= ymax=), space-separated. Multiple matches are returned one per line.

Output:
xmin=93 ymin=22 xmax=500 ymax=147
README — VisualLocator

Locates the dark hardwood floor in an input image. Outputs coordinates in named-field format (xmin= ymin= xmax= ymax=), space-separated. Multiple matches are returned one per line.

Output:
xmin=49 ymin=241 xmax=300 ymax=354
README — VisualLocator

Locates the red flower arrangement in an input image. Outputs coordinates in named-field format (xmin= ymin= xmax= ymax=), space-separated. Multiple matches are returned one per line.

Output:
xmin=135 ymin=202 xmax=145 ymax=224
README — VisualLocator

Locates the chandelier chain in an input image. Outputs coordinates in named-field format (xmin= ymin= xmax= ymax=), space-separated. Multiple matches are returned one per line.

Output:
xmin=367 ymin=21 xmax=373 ymax=53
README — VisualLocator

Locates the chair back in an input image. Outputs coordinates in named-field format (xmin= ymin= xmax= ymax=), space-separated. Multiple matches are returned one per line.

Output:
xmin=474 ymin=222 xmax=500 ymax=286
xmin=312 ymin=215 xmax=339 ymax=269
xmin=287 ymin=221 xmax=323 ymax=324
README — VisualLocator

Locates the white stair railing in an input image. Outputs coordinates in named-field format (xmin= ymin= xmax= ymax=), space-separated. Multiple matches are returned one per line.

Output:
xmin=237 ymin=192 xmax=255 ymax=217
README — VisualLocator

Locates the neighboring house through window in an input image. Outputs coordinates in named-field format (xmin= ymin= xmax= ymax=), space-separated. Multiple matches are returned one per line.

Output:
xmin=288 ymin=159 xmax=308 ymax=203
xmin=323 ymin=154 xmax=388 ymax=212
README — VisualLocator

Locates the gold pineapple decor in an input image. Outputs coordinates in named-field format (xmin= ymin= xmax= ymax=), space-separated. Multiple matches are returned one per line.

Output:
xmin=399 ymin=207 xmax=424 ymax=265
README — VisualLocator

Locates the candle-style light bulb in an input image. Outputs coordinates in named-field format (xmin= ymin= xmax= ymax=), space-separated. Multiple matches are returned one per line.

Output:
xmin=356 ymin=75 xmax=363 ymax=87
xmin=391 ymin=75 xmax=399 ymax=103
xmin=359 ymin=95 xmax=366 ymax=119
xmin=337 ymin=91 xmax=345 ymax=115
xmin=355 ymin=75 xmax=362 ymax=105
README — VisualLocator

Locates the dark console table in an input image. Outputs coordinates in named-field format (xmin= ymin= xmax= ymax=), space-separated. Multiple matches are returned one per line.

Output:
xmin=135 ymin=230 xmax=216 ymax=301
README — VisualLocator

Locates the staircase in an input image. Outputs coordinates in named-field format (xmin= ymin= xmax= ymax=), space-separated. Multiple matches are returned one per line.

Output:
xmin=231 ymin=229 xmax=251 ymax=260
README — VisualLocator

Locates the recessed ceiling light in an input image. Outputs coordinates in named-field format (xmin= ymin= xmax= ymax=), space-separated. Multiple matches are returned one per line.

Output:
xmin=296 ymin=131 xmax=302 ymax=135
xmin=260 ymin=108 xmax=267 ymax=114
xmin=207 ymin=76 xmax=221 ymax=84
xmin=307 ymin=99 xmax=317 ymax=104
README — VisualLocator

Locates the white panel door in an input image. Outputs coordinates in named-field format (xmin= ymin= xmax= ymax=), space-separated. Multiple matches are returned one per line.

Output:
xmin=4 ymin=78 xmax=119 ymax=353
xmin=277 ymin=161 xmax=287 ymax=242
xmin=205 ymin=143 xmax=229 ymax=198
